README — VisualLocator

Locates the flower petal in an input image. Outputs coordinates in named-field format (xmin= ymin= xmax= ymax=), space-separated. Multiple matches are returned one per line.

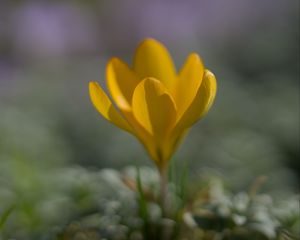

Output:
xmin=106 ymin=58 xmax=140 ymax=110
xmin=175 ymin=70 xmax=217 ymax=131
xmin=175 ymin=53 xmax=204 ymax=119
xmin=133 ymin=38 xmax=176 ymax=92
xmin=121 ymin=111 xmax=160 ymax=165
xmin=89 ymin=81 xmax=132 ymax=133
xmin=132 ymin=77 xmax=177 ymax=137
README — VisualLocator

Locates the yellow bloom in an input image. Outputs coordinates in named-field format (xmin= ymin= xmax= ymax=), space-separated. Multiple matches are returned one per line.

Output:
xmin=89 ymin=38 xmax=217 ymax=171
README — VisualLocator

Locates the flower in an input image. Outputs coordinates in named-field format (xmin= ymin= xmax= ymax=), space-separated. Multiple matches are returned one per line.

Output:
xmin=89 ymin=38 xmax=216 ymax=171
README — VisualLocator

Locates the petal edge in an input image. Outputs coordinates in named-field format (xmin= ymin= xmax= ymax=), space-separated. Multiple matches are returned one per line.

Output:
xmin=175 ymin=70 xmax=217 ymax=131
xmin=89 ymin=81 xmax=132 ymax=133
xmin=106 ymin=58 xmax=140 ymax=111
xmin=175 ymin=53 xmax=205 ymax=119
xmin=133 ymin=38 xmax=177 ymax=92
xmin=132 ymin=77 xmax=177 ymax=136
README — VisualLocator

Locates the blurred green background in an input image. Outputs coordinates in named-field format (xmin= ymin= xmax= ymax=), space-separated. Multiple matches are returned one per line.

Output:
xmin=0 ymin=0 xmax=299 ymax=238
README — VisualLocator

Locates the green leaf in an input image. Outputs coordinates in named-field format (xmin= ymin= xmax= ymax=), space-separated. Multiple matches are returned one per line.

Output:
xmin=0 ymin=204 xmax=15 ymax=230
xmin=136 ymin=167 xmax=149 ymax=221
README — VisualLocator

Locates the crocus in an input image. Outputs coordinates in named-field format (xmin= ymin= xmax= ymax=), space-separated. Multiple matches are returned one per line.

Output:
xmin=89 ymin=38 xmax=216 ymax=171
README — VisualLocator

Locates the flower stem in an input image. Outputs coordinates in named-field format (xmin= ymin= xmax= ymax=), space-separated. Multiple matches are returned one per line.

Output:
xmin=159 ymin=165 xmax=168 ymax=217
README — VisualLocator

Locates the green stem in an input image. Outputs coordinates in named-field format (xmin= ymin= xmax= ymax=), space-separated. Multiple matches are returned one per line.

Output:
xmin=159 ymin=165 xmax=168 ymax=217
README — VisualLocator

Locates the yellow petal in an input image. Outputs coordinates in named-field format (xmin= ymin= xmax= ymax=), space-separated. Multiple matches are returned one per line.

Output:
xmin=133 ymin=38 xmax=176 ymax=92
xmin=89 ymin=81 xmax=132 ymax=133
xmin=122 ymin=111 xmax=160 ymax=162
xmin=106 ymin=58 xmax=140 ymax=110
xmin=132 ymin=77 xmax=177 ymax=137
xmin=175 ymin=53 xmax=204 ymax=119
xmin=175 ymin=70 xmax=217 ymax=131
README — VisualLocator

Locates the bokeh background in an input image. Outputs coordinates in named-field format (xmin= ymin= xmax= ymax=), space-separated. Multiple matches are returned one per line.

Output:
xmin=0 ymin=0 xmax=299 ymax=238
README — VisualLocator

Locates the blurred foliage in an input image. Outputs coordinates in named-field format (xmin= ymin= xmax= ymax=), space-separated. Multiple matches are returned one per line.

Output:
xmin=186 ymin=176 xmax=299 ymax=240
xmin=0 ymin=165 xmax=299 ymax=240
xmin=57 ymin=167 xmax=299 ymax=240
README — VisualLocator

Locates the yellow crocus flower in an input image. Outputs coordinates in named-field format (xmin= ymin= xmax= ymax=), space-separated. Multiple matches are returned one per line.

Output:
xmin=89 ymin=38 xmax=217 ymax=171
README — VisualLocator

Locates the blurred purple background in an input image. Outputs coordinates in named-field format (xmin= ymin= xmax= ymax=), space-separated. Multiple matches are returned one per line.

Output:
xmin=0 ymin=0 xmax=297 ymax=62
